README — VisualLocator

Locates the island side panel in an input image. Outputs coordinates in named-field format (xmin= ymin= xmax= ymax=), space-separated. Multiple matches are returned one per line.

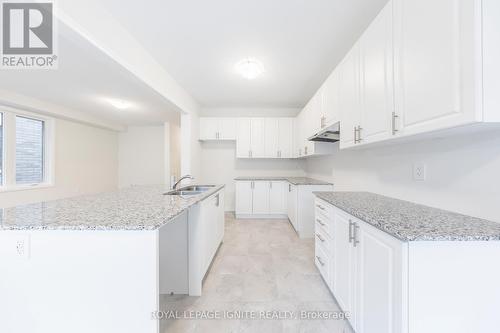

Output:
xmin=0 ymin=229 xmax=159 ymax=333
xmin=408 ymin=241 xmax=500 ymax=333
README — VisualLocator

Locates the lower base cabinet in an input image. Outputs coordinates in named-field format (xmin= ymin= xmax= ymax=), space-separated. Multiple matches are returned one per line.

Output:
xmin=315 ymin=197 xmax=500 ymax=333
xmin=236 ymin=180 xmax=333 ymax=238
xmin=188 ymin=190 xmax=225 ymax=296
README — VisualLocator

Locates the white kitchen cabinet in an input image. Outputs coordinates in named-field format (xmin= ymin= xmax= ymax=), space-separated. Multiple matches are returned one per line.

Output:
xmin=359 ymin=0 xmax=394 ymax=144
xmin=315 ymin=197 xmax=500 ymax=333
xmin=393 ymin=0 xmax=476 ymax=137
xmin=199 ymin=117 xmax=236 ymax=140
xmin=264 ymin=118 xmax=279 ymax=158
xmin=316 ymin=200 xmax=405 ymax=333
xmin=332 ymin=208 xmax=358 ymax=328
xmin=235 ymin=181 xmax=253 ymax=214
xmin=287 ymin=183 xmax=298 ymax=229
xmin=236 ymin=118 xmax=251 ymax=158
xmin=339 ymin=43 xmax=361 ymax=149
xmin=321 ymin=69 xmax=341 ymax=126
xmin=235 ymin=180 xmax=287 ymax=218
xmin=252 ymin=181 xmax=270 ymax=214
xmin=277 ymin=118 xmax=294 ymax=158
xmin=264 ymin=118 xmax=294 ymax=158
xmin=269 ymin=181 xmax=286 ymax=214
xmin=355 ymin=217 xmax=405 ymax=333
xmin=287 ymin=184 xmax=334 ymax=238
xmin=250 ymin=118 xmax=266 ymax=158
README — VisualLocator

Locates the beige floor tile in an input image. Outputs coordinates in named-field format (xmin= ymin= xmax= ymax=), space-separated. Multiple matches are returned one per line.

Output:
xmin=161 ymin=215 xmax=351 ymax=333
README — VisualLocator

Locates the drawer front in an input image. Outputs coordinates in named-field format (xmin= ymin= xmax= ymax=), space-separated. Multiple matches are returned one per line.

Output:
xmin=315 ymin=198 xmax=334 ymax=219
xmin=315 ymin=221 xmax=333 ymax=253
xmin=315 ymin=242 xmax=331 ymax=284
xmin=315 ymin=211 xmax=333 ymax=238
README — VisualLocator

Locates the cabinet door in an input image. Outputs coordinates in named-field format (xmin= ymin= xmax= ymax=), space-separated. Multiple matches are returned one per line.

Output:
xmin=333 ymin=208 xmax=357 ymax=329
xmin=236 ymin=118 xmax=251 ymax=158
xmin=269 ymin=181 xmax=286 ymax=214
xmin=393 ymin=0 xmax=476 ymax=136
xmin=339 ymin=43 xmax=361 ymax=149
xmin=355 ymin=219 xmax=405 ymax=333
xmin=219 ymin=118 xmax=236 ymax=140
xmin=309 ymin=92 xmax=323 ymax=136
xmin=287 ymin=183 xmax=298 ymax=230
xmin=322 ymin=70 xmax=340 ymax=125
xmin=278 ymin=118 xmax=294 ymax=158
xmin=250 ymin=118 xmax=266 ymax=158
xmin=252 ymin=181 xmax=270 ymax=214
xmin=199 ymin=118 xmax=218 ymax=140
xmin=235 ymin=181 xmax=253 ymax=215
xmin=360 ymin=1 xmax=394 ymax=144
xmin=264 ymin=118 xmax=279 ymax=158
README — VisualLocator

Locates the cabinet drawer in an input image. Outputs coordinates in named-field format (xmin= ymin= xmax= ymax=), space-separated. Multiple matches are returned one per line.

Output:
xmin=315 ymin=242 xmax=331 ymax=283
xmin=315 ymin=198 xmax=333 ymax=219
xmin=315 ymin=212 xmax=333 ymax=238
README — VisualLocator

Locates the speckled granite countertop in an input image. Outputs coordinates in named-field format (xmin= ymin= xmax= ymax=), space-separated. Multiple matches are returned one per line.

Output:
xmin=0 ymin=185 xmax=225 ymax=231
xmin=314 ymin=192 xmax=500 ymax=241
xmin=234 ymin=176 xmax=332 ymax=186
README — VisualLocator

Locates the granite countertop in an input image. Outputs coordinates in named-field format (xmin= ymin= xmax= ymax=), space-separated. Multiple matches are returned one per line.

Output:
xmin=0 ymin=185 xmax=225 ymax=231
xmin=314 ymin=191 xmax=500 ymax=241
xmin=234 ymin=176 xmax=332 ymax=186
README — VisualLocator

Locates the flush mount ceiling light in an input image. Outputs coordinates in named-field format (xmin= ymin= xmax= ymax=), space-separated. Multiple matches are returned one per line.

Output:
xmin=105 ymin=98 xmax=133 ymax=110
xmin=235 ymin=58 xmax=265 ymax=80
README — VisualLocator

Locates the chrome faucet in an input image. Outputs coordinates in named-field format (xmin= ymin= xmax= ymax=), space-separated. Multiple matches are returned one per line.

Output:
xmin=173 ymin=174 xmax=194 ymax=190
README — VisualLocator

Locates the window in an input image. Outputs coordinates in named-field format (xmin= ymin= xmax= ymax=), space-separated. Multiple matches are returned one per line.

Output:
xmin=16 ymin=116 xmax=45 ymax=185
xmin=0 ymin=108 xmax=53 ymax=190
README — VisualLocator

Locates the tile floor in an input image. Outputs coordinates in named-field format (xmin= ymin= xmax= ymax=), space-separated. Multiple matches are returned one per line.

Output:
xmin=160 ymin=213 xmax=354 ymax=333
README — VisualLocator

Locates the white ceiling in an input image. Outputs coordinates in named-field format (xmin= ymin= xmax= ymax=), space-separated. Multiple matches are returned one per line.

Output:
xmin=100 ymin=0 xmax=388 ymax=108
xmin=0 ymin=21 xmax=181 ymax=127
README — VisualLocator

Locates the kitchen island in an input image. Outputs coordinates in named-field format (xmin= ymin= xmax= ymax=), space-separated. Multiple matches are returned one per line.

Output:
xmin=0 ymin=184 xmax=225 ymax=333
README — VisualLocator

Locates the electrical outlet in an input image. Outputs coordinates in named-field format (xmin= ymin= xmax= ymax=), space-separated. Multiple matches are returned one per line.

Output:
xmin=413 ymin=163 xmax=426 ymax=181
xmin=15 ymin=236 xmax=30 ymax=259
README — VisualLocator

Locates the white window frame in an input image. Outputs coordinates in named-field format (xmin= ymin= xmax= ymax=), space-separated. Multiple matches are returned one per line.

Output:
xmin=0 ymin=106 xmax=55 ymax=192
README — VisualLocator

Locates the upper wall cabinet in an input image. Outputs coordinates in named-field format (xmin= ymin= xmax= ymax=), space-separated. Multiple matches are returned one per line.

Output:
xmin=339 ymin=43 xmax=362 ymax=149
xmin=393 ymin=0 xmax=477 ymax=136
xmin=333 ymin=0 xmax=500 ymax=149
xmin=236 ymin=117 xmax=294 ymax=159
xmin=199 ymin=117 xmax=236 ymax=141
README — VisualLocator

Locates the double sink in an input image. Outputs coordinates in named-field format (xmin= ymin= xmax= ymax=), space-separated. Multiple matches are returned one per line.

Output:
xmin=164 ymin=185 xmax=216 ymax=197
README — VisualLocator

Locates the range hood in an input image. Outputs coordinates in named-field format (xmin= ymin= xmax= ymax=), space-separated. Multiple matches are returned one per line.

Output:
xmin=308 ymin=121 xmax=340 ymax=143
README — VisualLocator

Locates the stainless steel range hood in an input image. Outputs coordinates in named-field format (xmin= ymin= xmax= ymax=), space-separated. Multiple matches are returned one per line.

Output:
xmin=308 ymin=121 xmax=340 ymax=143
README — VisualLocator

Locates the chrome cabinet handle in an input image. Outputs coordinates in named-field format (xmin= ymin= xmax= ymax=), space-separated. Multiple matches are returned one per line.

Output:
xmin=269 ymin=182 xmax=272 ymax=189
xmin=353 ymin=223 xmax=360 ymax=247
xmin=215 ymin=194 xmax=220 ymax=207
xmin=357 ymin=126 xmax=363 ymax=142
xmin=349 ymin=220 xmax=355 ymax=243
xmin=316 ymin=233 xmax=325 ymax=242
xmin=316 ymin=218 xmax=325 ymax=226
xmin=288 ymin=184 xmax=291 ymax=192
xmin=316 ymin=255 xmax=325 ymax=266
xmin=392 ymin=112 xmax=399 ymax=135
xmin=354 ymin=126 xmax=358 ymax=143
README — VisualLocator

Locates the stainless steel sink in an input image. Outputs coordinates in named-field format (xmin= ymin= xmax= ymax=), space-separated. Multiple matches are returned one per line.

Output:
xmin=164 ymin=190 xmax=203 ymax=196
xmin=178 ymin=185 xmax=216 ymax=192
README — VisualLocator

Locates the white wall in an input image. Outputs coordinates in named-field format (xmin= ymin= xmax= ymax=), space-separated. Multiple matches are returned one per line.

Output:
xmin=198 ymin=108 xmax=304 ymax=211
xmin=0 ymin=119 xmax=118 ymax=208
xmin=118 ymin=125 xmax=168 ymax=188
xmin=304 ymin=131 xmax=500 ymax=223
xmin=199 ymin=141 xmax=304 ymax=211
xmin=181 ymin=112 xmax=202 ymax=182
